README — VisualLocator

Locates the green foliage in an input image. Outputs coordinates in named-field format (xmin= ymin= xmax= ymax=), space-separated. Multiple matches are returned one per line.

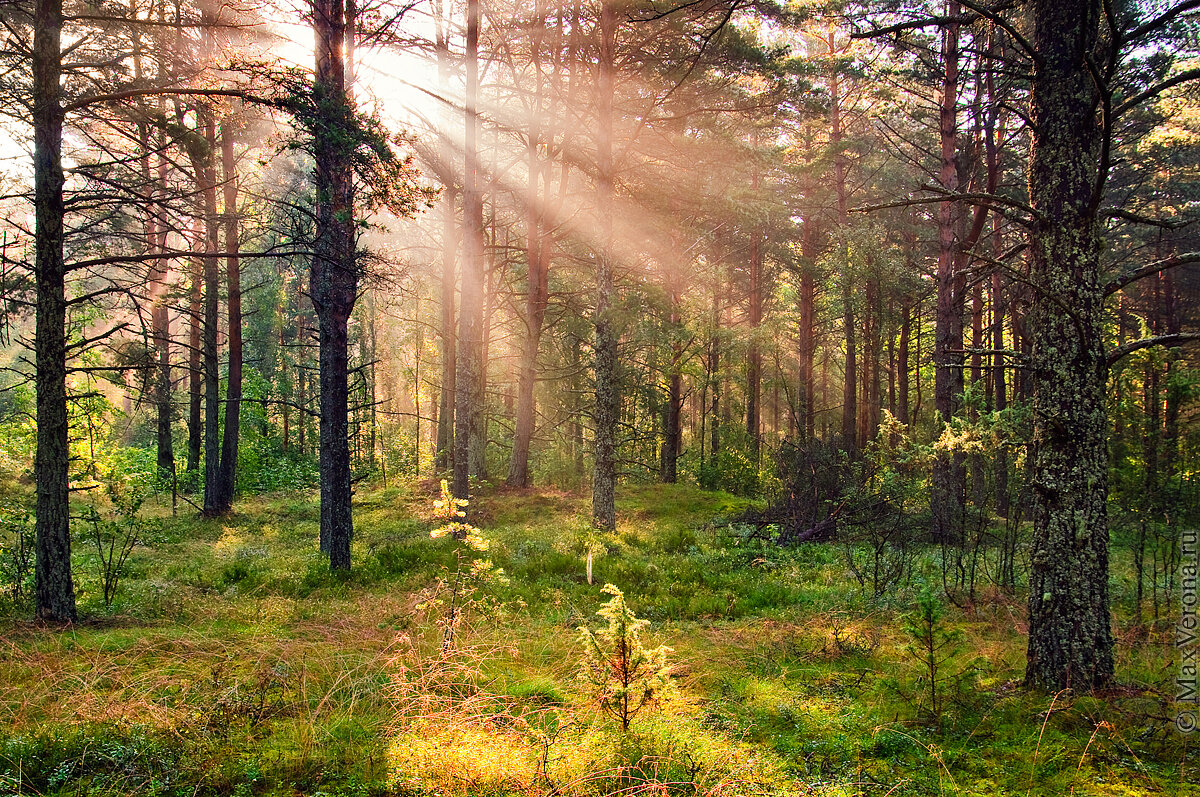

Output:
xmin=899 ymin=584 xmax=964 ymax=725
xmin=0 ymin=382 xmax=35 ymax=479
xmin=0 ymin=724 xmax=185 ymax=796
xmin=0 ymin=483 xmax=1188 ymax=795
xmin=421 ymin=481 xmax=508 ymax=654
xmin=82 ymin=477 xmax=153 ymax=609
xmin=697 ymin=445 xmax=761 ymax=497
xmin=578 ymin=584 xmax=672 ymax=732
xmin=0 ymin=499 xmax=32 ymax=607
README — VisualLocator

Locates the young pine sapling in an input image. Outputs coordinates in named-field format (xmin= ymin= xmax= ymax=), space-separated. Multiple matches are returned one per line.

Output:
xmin=579 ymin=584 xmax=672 ymax=731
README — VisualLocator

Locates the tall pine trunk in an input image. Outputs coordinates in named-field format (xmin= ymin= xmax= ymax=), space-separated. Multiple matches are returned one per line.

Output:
xmin=1024 ymin=0 xmax=1113 ymax=691
xmin=214 ymin=117 xmax=241 ymax=513
xmin=932 ymin=4 xmax=964 ymax=543
xmin=187 ymin=241 xmax=202 ymax=477
xmin=508 ymin=3 xmax=549 ymax=488
xmin=434 ymin=0 xmax=456 ymax=471
xmin=33 ymin=0 xmax=76 ymax=622
xmin=312 ymin=0 xmax=357 ymax=569
xmin=454 ymin=0 xmax=485 ymax=500
xmin=199 ymin=112 xmax=222 ymax=517
xmin=592 ymin=0 xmax=618 ymax=530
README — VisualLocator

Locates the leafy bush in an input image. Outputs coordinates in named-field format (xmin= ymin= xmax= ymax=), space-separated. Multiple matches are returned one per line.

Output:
xmin=697 ymin=446 xmax=760 ymax=497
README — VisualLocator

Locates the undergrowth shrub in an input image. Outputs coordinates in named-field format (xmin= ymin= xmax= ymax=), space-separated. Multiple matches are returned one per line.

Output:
xmin=0 ymin=499 xmax=33 ymax=607
xmin=419 ymin=481 xmax=508 ymax=654
xmin=0 ymin=724 xmax=185 ymax=796
xmin=82 ymin=477 xmax=154 ymax=609
xmin=579 ymin=584 xmax=672 ymax=732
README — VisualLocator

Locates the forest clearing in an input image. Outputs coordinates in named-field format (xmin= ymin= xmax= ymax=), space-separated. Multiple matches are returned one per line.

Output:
xmin=0 ymin=481 xmax=1192 ymax=796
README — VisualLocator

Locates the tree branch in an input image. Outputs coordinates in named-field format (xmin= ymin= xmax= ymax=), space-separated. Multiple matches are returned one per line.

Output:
xmin=1114 ymin=67 xmax=1200 ymax=116
xmin=1107 ymin=333 xmax=1200 ymax=367
xmin=1104 ymin=251 xmax=1200 ymax=296
xmin=1123 ymin=0 xmax=1200 ymax=45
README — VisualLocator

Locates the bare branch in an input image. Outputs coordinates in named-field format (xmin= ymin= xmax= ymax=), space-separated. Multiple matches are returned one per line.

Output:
xmin=1107 ymin=333 xmax=1200 ymax=367
xmin=1104 ymin=251 xmax=1200 ymax=296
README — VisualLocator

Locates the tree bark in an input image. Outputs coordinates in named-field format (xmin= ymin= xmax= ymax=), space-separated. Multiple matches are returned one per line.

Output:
xmin=798 ymin=223 xmax=817 ymax=439
xmin=199 ymin=111 xmax=222 ymax=517
xmin=898 ymin=297 xmax=911 ymax=427
xmin=214 ymin=116 xmax=241 ymax=513
xmin=746 ymin=230 xmax=763 ymax=458
xmin=33 ymin=0 xmax=76 ymax=622
xmin=1024 ymin=0 xmax=1113 ymax=691
xmin=661 ymin=268 xmax=682 ymax=483
xmin=829 ymin=47 xmax=855 ymax=450
xmin=187 ymin=241 xmax=202 ymax=477
xmin=312 ymin=0 xmax=357 ymax=570
xmin=508 ymin=1 xmax=550 ymax=488
xmin=434 ymin=0 xmax=456 ymax=472
xmin=932 ymin=3 xmax=964 ymax=543
xmin=592 ymin=0 xmax=618 ymax=530
xmin=454 ymin=0 xmax=485 ymax=501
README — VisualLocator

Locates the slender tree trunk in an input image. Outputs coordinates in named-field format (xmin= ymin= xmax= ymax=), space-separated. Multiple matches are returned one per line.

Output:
xmin=799 ymin=224 xmax=817 ymax=440
xmin=187 ymin=239 xmax=202 ymax=477
xmin=152 ymin=151 xmax=174 ymax=487
xmin=1024 ymin=0 xmax=1113 ymax=691
xmin=33 ymin=0 xmax=76 ymax=622
xmin=898 ymin=297 xmax=911 ymax=427
xmin=1144 ymin=278 xmax=1162 ymax=496
xmin=747 ymin=230 xmax=763 ymax=458
xmin=992 ymin=265 xmax=1009 ymax=517
xmin=214 ymin=116 xmax=241 ymax=513
xmin=592 ymin=0 xmax=618 ymax=530
xmin=830 ymin=53 xmax=855 ymax=450
xmin=661 ymin=271 xmax=682 ymax=483
xmin=709 ymin=273 xmax=721 ymax=458
xmin=932 ymin=4 xmax=964 ymax=543
xmin=970 ymin=279 xmax=985 ymax=507
xmin=199 ymin=112 xmax=222 ymax=517
xmin=1162 ymin=268 xmax=1181 ymax=479
xmin=454 ymin=0 xmax=485 ymax=501
xmin=508 ymin=2 xmax=549 ymax=488
xmin=434 ymin=0 xmax=456 ymax=472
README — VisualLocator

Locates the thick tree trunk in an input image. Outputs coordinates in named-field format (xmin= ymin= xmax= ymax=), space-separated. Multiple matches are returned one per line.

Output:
xmin=312 ymin=0 xmax=357 ymax=569
xmin=592 ymin=0 xmax=618 ymax=530
xmin=454 ymin=0 xmax=485 ymax=500
xmin=215 ymin=117 xmax=241 ymax=513
xmin=33 ymin=0 xmax=76 ymax=622
xmin=1024 ymin=0 xmax=1113 ymax=691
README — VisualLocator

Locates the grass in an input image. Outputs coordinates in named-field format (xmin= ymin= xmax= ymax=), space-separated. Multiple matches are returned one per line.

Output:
xmin=0 ymin=480 xmax=1194 ymax=795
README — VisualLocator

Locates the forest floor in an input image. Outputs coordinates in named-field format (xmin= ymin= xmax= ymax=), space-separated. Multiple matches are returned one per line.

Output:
xmin=0 ymin=481 xmax=1194 ymax=796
